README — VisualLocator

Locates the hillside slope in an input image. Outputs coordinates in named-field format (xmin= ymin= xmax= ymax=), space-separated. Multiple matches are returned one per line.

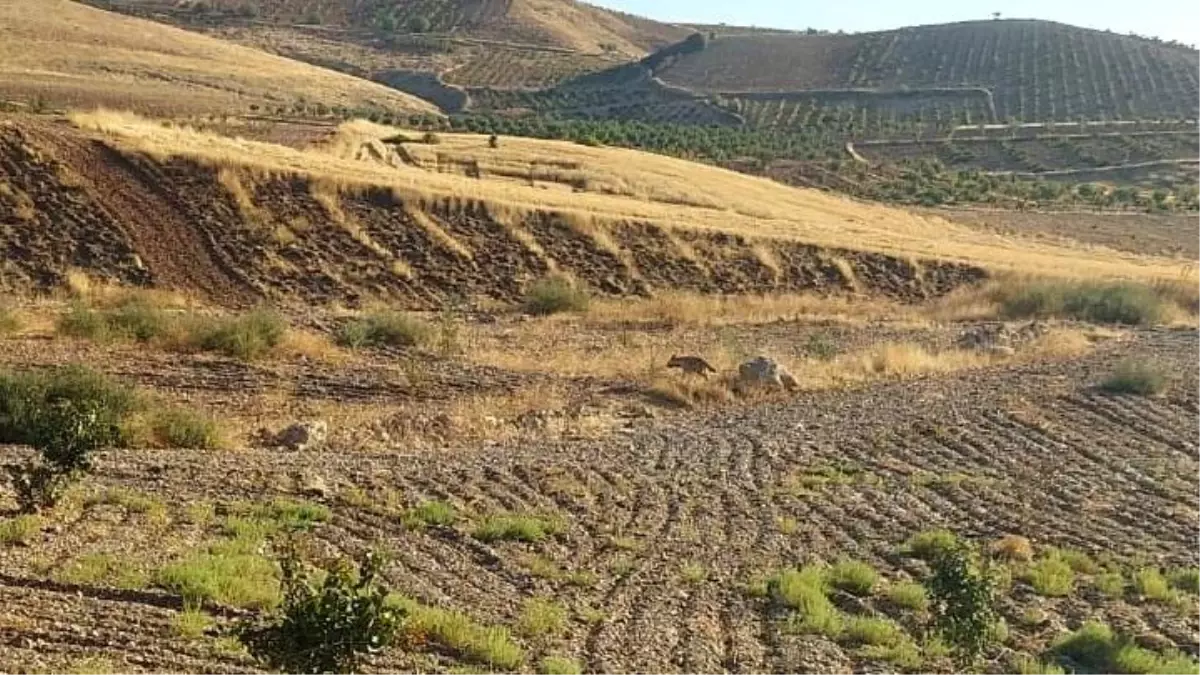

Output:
xmin=657 ymin=20 xmax=1199 ymax=123
xmin=0 ymin=0 xmax=439 ymax=116
xmin=2 ymin=112 xmax=1185 ymax=306
xmin=86 ymin=0 xmax=687 ymax=55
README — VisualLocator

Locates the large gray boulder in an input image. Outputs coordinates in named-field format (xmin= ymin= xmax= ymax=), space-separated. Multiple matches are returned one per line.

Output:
xmin=738 ymin=356 xmax=799 ymax=391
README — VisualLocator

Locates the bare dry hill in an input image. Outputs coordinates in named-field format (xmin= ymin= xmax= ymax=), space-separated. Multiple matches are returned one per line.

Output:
xmin=0 ymin=0 xmax=440 ymax=116
xmin=1 ymin=111 xmax=1187 ymax=307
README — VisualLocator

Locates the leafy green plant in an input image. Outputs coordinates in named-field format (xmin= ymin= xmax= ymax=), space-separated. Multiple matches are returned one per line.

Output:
xmin=389 ymin=594 xmax=524 ymax=669
xmin=927 ymin=542 xmax=997 ymax=667
xmin=190 ymin=309 xmax=286 ymax=360
xmin=1132 ymin=567 xmax=1176 ymax=602
xmin=337 ymin=311 xmax=433 ymax=349
xmin=0 ymin=366 xmax=138 ymax=511
xmin=995 ymin=280 xmax=1168 ymax=325
xmin=523 ymin=275 xmax=590 ymax=316
xmin=148 ymin=407 xmax=224 ymax=449
xmin=1052 ymin=621 xmax=1199 ymax=675
xmin=539 ymin=656 xmax=582 ymax=675
xmin=240 ymin=551 xmax=402 ymax=674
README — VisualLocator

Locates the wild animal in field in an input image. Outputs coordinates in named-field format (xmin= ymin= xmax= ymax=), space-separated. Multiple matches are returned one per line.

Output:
xmin=667 ymin=355 xmax=717 ymax=378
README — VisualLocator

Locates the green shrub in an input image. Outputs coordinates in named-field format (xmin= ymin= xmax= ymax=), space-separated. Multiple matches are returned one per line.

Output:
xmin=0 ymin=366 xmax=138 ymax=511
xmin=1168 ymin=567 xmax=1200 ymax=594
xmin=1094 ymin=571 xmax=1126 ymax=598
xmin=472 ymin=513 xmax=564 ymax=543
xmin=1025 ymin=555 xmax=1075 ymax=597
xmin=337 ymin=312 xmax=433 ymax=349
xmin=56 ymin=299 xmax=171 ymax=343
xmin=1101 ymin=360 xmax=1168 ymax=395
xmin=902 ymin=528 xmax=958 ymax=560
xmin=995 ymin=280 xmax=1168 ymax=325
xmin=886 ymin=581 xmax=930 ymax=612
xmin=57 ymin=302 xmax=111 ymax=341
xmin=523 ymin=275 xmax=590 ymax=315
xmin=1052 ymin=621 xmax=1199 ymax=674
xmin=239 ymin=551 xmax=402 ymax=674
xmin=1132 ymin=567 xmax=1175 ymax=602
xmin=680 ymin=561 xmax=708 ymax=585
xmin=828 ymin=558 xmax=878 ymax=596
xmin=191 ymin=310 xmax=286 ymax=360
xmin=927 ymin=542 xmax=997 ymax=667
xmin=149 ymin=407 xmax=224 ymax=449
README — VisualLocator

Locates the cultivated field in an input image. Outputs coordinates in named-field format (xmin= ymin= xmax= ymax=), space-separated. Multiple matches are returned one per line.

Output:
xmin=0 ymin=0 xmax=438 ymax=117
xmin=658 ymin=21 xmax=1199 ymax=123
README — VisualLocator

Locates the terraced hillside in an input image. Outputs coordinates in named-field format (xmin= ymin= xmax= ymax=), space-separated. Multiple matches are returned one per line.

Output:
xmin=77 ymin=0 xmax=688 ymax=89
xmin=659 ymin=21 xmax=1199 ymax=124
xmin=0 ymin=0 xmax=438 ymax=117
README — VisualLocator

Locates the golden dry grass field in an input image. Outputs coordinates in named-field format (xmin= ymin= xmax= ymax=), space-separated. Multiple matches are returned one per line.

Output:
xmin=0 ymin=0 xmax=439 ymax=116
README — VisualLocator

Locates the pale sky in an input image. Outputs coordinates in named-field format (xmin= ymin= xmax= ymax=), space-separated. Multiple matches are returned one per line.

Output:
xmin=591 ymin=0 xmax=1200 ymax=47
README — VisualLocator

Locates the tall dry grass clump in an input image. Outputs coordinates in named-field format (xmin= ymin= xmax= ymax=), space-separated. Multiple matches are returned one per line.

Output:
xmin=990 ymin=278 xmax=1188 ymax=325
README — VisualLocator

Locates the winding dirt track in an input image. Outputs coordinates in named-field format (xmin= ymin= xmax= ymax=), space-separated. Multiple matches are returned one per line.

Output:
xmin=0 ymin=329 xmax=1195 ymax=673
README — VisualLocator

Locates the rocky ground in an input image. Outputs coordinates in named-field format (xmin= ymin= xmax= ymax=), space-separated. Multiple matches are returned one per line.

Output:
xmin=0 ymin=310 xmax=1195 ymax=673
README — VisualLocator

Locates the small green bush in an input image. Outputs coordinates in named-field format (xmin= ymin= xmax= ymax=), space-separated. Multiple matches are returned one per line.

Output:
xmin=337 ymin=311 xmax=433 ymax=349
xmin=472 ymin=513 xmax=564 ymax=543
xmin=191 ymin=310 xmax=286 ymax=360
xmin=1025 ymin=555 xmax=1075 ymax=597
xmin=1168 ymin=567 xmax=1200 ymax=594
xmin=886 ymin=581 xmax=930 ymax=612
xmin=1101 ymin=360 xmax=1168 ymax=395
xmin=902 ymin=528 xmax=959 ymax=560
xmin=1132 ymin=567 xmax=1175 ymax=602
xmin=927 ymin=542 xmax=997 ymax=667
xmin=149 ymin=407 xmax=224 ymax=449
xmin=1052 ymin=621 xmax=1200 ymax=674
xmin=1094 ymin=571 xmax=1126 ymax=598
xmin=828 ymin=558 xmax=878 ymax=596
xmin=239 ymin=551 xmax=402 ymax=674
xmin=995 ymin=280 xmax=1168 ymax=325
xmin=56 ymin=302 xmax=111 ymax=341
xmin=523 ymin=275 xmax=590 ymax=316
xmin=56 ymin=299 xmax=171 ymax=343
xmin=56 ymin=553 xmax=148 ymax=590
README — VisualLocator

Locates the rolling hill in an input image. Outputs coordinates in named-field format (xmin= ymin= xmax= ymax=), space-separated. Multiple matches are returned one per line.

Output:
xmin=75 ymin=0 xmax=690 ymax=89
xmin=657 ymin=20 xmax=1199 ymax=124
xmin=0 ymin=0 xmax=440 ymax=116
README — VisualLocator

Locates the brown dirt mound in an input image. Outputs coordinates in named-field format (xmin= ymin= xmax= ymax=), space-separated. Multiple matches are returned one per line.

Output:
xmin=0 ymin=116 xmax=986 ymax=306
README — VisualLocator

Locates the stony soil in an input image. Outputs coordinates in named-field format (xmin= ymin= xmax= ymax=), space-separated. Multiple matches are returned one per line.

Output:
xmin=0 ymin=321 xmax=1195 ymax=673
